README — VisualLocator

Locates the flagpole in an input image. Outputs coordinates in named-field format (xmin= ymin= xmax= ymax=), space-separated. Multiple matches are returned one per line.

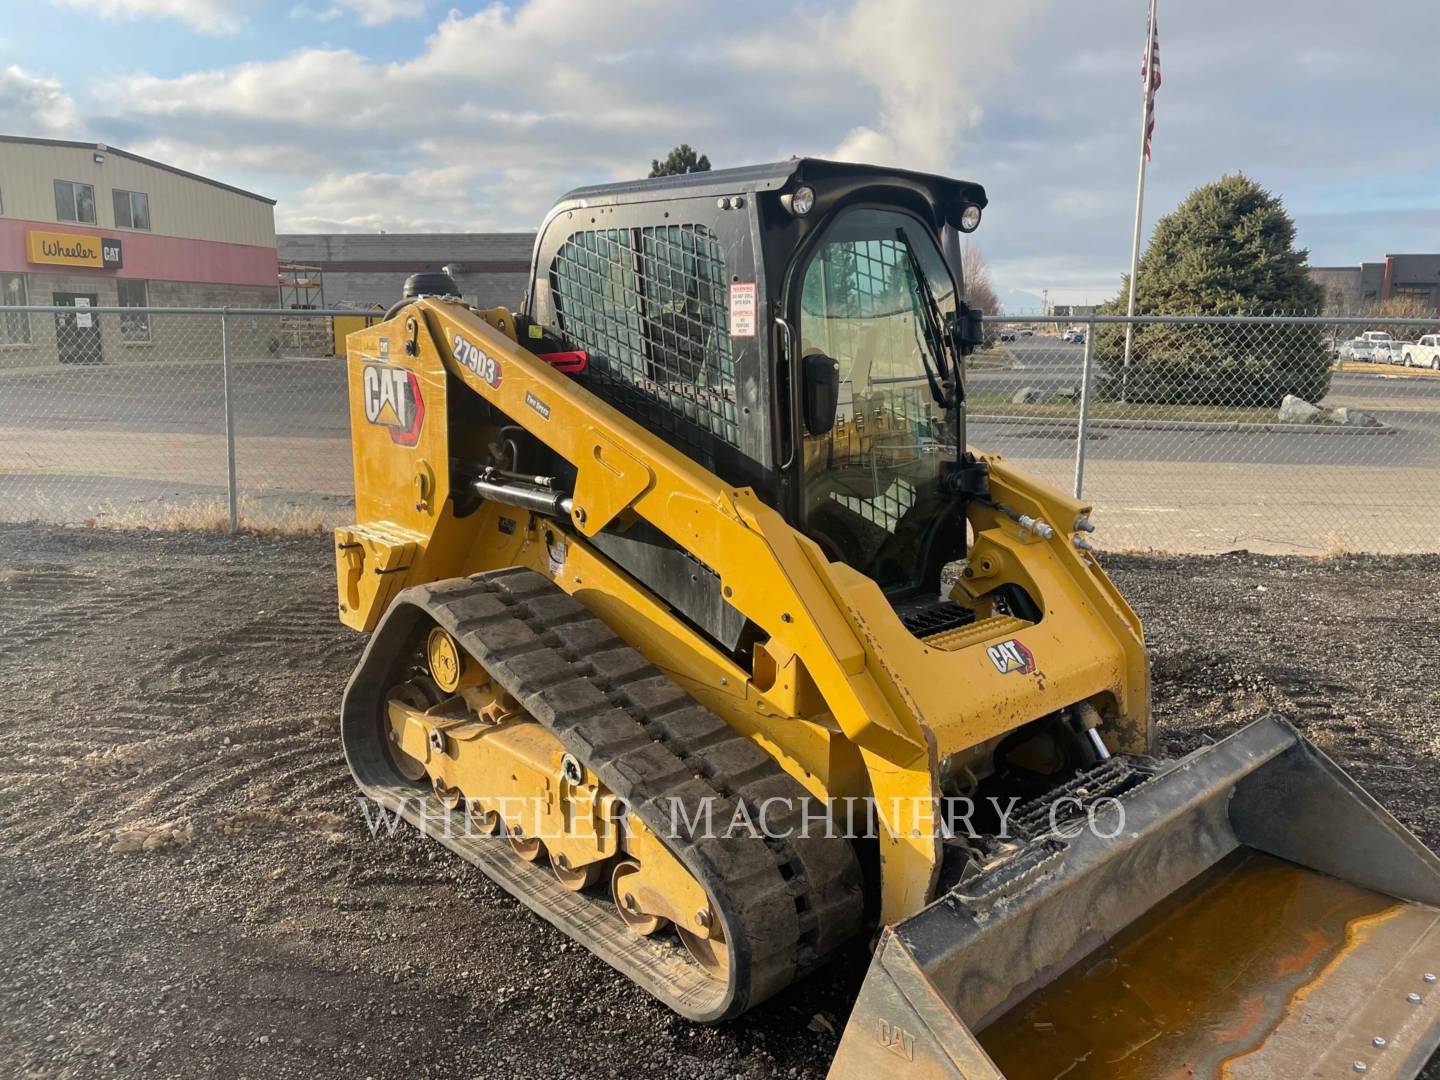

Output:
xmin=1121 ymin=0 xmax=1158 ymax=399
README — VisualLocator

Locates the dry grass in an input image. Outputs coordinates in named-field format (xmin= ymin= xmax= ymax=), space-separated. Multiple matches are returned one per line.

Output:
xmin=84 ymin=495 xmax=335 ymax=536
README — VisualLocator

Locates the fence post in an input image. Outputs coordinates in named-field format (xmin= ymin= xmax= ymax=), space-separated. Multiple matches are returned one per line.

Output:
xmin=1073 ymin=318 xmax=1097 ymax=499
xmin=220 ymin=307 xmax=239 ymax=533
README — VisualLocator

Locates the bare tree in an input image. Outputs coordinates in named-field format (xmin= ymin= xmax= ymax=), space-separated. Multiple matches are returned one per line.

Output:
xmin=962 ymin=242 xmax=1001 ymax=317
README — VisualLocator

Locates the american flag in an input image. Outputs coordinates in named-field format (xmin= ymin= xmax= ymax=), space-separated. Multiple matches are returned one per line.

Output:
xmin=1143 ymin=17 xmax=1162 ymax=161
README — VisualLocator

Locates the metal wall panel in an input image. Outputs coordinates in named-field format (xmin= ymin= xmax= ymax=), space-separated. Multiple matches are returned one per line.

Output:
xmin=0 ymin=142 xmax=275 ymax=247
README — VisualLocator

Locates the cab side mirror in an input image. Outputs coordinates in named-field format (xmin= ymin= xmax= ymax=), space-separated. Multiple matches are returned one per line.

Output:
xmin=802 ymin=352 xmax=841 ymax=436
xmin=947 ymin=303 xmax=984 ymax=356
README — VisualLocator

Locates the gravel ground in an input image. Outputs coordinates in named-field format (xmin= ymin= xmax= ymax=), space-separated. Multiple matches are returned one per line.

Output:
xmin=1 ymin=523 xmax=1437 ymax=1079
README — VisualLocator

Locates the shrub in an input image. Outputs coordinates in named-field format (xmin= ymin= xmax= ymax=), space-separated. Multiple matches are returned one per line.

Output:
xmin=1097 ymin=174 xmax=1331 ymax=406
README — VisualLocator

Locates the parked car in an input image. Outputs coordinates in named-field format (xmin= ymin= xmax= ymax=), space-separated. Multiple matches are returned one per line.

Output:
xmin=1373 ymin=340 xmax=1405 ymax=364
xmin=1341 ymin=339 xmax=1376 ymax=362
xmin=1403 ymin=334 xmax=1440 ymax=370
xmin=1361 ymin=331 xmax=1396 ymax=346
xmin=999 ymin=329 xmax=1017 ymax=343
xmin=1018 ymin=328 xmax=1035 ymax=337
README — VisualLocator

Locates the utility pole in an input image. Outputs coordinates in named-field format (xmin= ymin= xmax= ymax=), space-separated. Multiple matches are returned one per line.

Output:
xmin=1121 ymin=0 xmax=1159 ymax=399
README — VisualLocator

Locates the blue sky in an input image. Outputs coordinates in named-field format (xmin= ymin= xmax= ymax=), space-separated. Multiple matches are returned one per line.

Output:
xmin=4 ymin=0 xmax=1438 ymax=309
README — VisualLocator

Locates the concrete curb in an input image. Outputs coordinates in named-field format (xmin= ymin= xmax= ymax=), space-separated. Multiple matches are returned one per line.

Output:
xmin=968 ymin=413 xmax=1396 ymax=435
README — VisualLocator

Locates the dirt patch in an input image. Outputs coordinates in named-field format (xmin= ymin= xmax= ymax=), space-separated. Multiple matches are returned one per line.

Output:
xmin=0 ymin=524 xmax=1436 ymax=1078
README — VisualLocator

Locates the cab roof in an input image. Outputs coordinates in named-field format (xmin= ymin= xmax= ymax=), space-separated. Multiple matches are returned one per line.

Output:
xmin=551 ymin=157 xmax=987 ymax=214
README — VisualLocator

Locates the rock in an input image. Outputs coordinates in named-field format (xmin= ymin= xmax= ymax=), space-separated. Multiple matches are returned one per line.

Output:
xmin=1278 ymin=394 xmax=1321 ymax=423
xmin=110 ymin=831 xmax=147 ymax=854
xmin=1328 ymin=407 xmax=1378 ymax=427
xmin=1011 ymin=387 xmax=1044 ymax=405
xmin=808 ymin=1012 xmax=836 ymax=1036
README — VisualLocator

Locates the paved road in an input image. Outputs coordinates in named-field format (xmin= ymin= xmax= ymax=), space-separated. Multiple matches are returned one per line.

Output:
xmin=0 ymin=358 xmax=349 ymax=439
xmin=971 ymin=340 xmax=1440 ymax=469
xmin=2 ymin=351 xmax=1437 ymax=552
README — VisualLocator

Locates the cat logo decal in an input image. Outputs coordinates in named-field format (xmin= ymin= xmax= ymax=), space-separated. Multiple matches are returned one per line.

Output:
xmin=987 ymin=638 xmax=1037 ymax=676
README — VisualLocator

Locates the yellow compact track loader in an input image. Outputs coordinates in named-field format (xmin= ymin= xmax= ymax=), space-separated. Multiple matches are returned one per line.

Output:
xmin=335 ymin=159 xmax=1440 ymax=1078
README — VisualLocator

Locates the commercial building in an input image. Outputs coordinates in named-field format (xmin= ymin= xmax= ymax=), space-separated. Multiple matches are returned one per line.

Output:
xmin=0 ymin=135 xmax=278 ymax=364
xmin=276 ymin=233 xmax=535 ymax=311
xmin=1310 ymin=255 xmax=1440 ymax=316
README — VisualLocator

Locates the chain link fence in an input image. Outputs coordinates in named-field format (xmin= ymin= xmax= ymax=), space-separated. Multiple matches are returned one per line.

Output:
xmin=2 ymin=306 xmax=1438 ymax=554
xmin=0 ymin=306 xmax=363 ymax=532
xmin=972 ymin=314 xmax=1440 ymax=553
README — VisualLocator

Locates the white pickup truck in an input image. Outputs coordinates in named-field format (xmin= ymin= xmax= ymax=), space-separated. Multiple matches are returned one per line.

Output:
xmin=1402 ymin=334 xmax=1440 ymax=370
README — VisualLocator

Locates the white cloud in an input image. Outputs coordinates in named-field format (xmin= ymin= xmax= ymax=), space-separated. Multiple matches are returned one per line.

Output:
xmin=820 ymin=0 xmax=1048 ymax=171
xmin=0 ymin=66 xmax=82 ymax=137
xmin=328 ymin=0 xmax=425 ymax=26
xmin=87 ymin=0 xmax=1046 ymax=231
xmin=290 ymin=0 xmax=424 ymax=26
xmin=61 ymin=0 xmax=1440 ymax=298
xmin=48 ymin=0 xmax=247 ymax=34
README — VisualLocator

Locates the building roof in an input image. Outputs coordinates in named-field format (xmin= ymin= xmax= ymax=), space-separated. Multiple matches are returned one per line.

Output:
xmin=0 ymin=134 xmax=276 ymax=205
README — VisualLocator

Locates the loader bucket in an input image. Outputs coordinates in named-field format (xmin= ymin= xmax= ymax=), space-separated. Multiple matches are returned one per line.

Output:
xmin=828 ymin=717 xmax=1440 ymax=1080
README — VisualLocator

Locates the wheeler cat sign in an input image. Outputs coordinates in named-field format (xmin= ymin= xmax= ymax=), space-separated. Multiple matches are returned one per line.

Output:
xmin=26 ymin=230 xmax=123 ymax=270
xmin=362 ymin=364 xmax=425 ymax=446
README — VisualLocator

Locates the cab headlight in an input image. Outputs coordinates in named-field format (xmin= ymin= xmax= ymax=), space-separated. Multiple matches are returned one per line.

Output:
xmin=782 ymin=185 xmax=816 ymax=217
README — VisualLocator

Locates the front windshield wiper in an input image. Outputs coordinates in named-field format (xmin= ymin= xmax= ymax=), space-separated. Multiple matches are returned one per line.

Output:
xmin=900 ymin=231 xmax=956 ymax=409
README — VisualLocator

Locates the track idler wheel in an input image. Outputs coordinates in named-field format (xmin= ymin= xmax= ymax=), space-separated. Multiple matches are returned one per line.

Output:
xmin=677 ymin=921 xmax=730 ymax=980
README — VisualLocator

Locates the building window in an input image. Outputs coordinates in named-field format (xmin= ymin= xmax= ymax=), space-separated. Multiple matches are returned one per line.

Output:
xmin=118 ymin=280 xmax=150 ymax=342
xmin=54 ymin=179 xmax=97 ymax=224
xmin=0 ymin=272 xmax=31 ymax=345
xmin=113 ymin=189 xmax=151 ymax=231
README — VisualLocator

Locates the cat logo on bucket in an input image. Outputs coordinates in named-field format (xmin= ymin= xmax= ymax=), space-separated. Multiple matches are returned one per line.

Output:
xmin=987 ymin=638 xmax=1037 ymax=676
xmin=362 ymin=364 xmax=425 ymax=446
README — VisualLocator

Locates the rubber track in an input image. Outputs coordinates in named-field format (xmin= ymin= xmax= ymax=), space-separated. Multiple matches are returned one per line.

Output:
xmin=341 ymin=568 xmax=863 ymax=1021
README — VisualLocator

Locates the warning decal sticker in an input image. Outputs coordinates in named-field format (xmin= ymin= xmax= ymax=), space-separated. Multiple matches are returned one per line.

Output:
xmin=729 ymin=282 xmax=757 ymax=337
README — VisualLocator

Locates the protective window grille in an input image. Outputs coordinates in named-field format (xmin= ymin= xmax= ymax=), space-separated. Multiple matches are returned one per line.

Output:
xmin=549 ymin=224 xmax=739 ymax=455
xmin=828 ymin=384 xmax=931 ymax=533
xmin=806 ymin=233 xmax=934 ymax=533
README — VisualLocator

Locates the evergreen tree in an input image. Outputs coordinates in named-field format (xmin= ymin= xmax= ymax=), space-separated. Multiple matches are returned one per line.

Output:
xmin=648 ymin=145 xmax=711 ymax=178
xmin=1097 ymin=174 xmax=1331 ymax=406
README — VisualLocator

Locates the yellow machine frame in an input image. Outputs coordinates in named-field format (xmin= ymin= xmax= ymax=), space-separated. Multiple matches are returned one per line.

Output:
xmin=336 ymin=298 xmax=1149 ymax=923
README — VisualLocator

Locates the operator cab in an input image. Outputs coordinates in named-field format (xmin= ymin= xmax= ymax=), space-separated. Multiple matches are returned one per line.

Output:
xmin=525 ymin=159 xmax=989 ymax=643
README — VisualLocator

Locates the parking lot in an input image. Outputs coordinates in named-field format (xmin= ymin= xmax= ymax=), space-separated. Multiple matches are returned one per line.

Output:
xmin=2 ymin=328 xmax=1439 ymax=552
